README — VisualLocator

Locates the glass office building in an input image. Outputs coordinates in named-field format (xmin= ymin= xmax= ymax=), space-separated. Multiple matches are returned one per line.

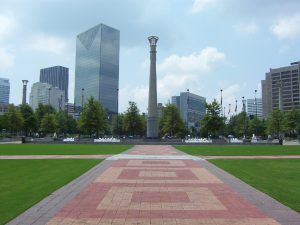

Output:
xmin=74 ymin=24 xmax=120 ymax=117
xmin=0 ymin=78 xmax=10 ymax=104
xmin=40 ymin=66 xmax=69 ymax=101
xmin=172 ymin=92 xmax=206 ymax=128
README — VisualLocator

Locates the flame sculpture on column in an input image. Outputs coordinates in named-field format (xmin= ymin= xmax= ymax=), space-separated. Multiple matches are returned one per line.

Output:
xmin=147 ymin=36 xmax=159 ymax=138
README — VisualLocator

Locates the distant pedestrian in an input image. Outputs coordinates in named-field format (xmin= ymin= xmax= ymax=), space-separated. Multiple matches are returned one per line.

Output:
xmin=279 ymin=136 xmax=283 ymax=145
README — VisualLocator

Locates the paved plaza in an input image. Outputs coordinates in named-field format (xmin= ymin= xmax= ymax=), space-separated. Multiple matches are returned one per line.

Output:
xmin=8 ymin=145 xmax=300 ymax=225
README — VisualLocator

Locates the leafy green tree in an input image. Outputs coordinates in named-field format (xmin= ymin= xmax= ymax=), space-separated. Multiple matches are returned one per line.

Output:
xmin=66 ymin=115 xmax=77 ymax=134
xmin=226 ymin=112 xmax=250 ymax=138
xmin=19 ymin=104 xmax=37 ymax=136
xmin=248 ymin=117 xmax=267 ymax=138
xmin=200 ymin=99 xmax=224 ymax=137
xmin=55 ymin=111 xmax=68 ymax=135
xmin=159 ymin=104 xmax=185 ymax=138
xmin=4 ymin=105 xmax=24 ymax=135
xmin=40 ymin=113 xmax=57 ymax=135
xmin=123 ymin=101 xmax=145 ymax=136
xmin=112 ymin=113 xmax=125 ymax=136
xmin=267 ymin=108 xmax=284 ymax=137
xmin=78 ymin=97 xmax=107 ymax=137
xmin=284 ymin=108 xmax=300 ymax=137
xmin=35 ymin=104 xmax=56 ymax=127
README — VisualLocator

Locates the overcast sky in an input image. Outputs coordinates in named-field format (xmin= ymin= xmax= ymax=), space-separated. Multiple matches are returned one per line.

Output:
xmin=1 ymin=0 xmax=300 ymax=113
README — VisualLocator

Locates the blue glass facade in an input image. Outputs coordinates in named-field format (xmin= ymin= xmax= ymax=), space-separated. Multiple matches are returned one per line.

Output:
xmin=172 ymin=92 xmax=206 ymax=128
xmin=0 ymin=78 xmax=10 ymax=104
xmin=40 ymin=66 xmax=69 ymax=101
xmin=74 ymin=24 xmax=120 ymax=116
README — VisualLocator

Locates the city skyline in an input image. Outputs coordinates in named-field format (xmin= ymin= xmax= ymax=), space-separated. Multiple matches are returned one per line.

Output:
xmin=1 ymin=0 xmax=300 ymax=112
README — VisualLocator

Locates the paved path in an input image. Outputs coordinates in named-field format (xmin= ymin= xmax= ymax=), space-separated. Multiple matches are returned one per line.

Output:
xmin=8 ymin=145 xmax=300 ymax=225
xmin=201 ymin=155 xmax=300 ymax=159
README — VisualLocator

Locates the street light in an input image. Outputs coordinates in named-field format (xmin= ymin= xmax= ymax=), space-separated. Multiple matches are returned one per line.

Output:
xmin=116 ymin=88 xmax=119 ymax=136
xmin=220 ymin=89 xmax=223 ymax=115
xmin=242 ymin=96 xmax=246 ymax=138
xmin=255 ymin=89 xmax=258 ymax=136
xmin=187 ymin=89 xmax=190 ymax=133
xmin=81 ymin=88 xmax=85 ymax=114
xmin=48 ymin=87 xmax=51 ymax=105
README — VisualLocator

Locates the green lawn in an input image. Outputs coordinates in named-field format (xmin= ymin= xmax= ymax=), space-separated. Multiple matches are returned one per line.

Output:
xmin=210 ymin=159 xmax=300 ymax=213
xmin=0 ymin=159 xmax=102 ymax=225
xmin=0 ymin=144 xmax=132 ymax=155
xmin=176 ymin=145 xmax=300 ymax=156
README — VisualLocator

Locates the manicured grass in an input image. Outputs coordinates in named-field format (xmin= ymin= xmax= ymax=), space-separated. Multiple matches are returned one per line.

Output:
xmin=0 ymin=144 xmax=132 ymax=155
xmin=210 ymin=159 xmax=300 ymax=213
xmin=0 ymin=159 xmax=102 ymax=225
xmin=176 ymin=145 xmax=300 ymax=156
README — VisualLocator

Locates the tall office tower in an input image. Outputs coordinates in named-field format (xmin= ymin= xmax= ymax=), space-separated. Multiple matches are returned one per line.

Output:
xmin=29 ymin=82 xmax=65 ymax=111
xmin=172 ymin=91 xmax=206 ymax=128
xmin=262 ymin=61 xmax=300 ymax=118
xmin=74 ymin=24 xmax=120 ymax=118
xmin=40 ymin=66 xmax=69 ymax=101
xmin=246 ymin=98 xmax=263 ymax=118
xmin=0 ymin=78 xmax=10 ymax=104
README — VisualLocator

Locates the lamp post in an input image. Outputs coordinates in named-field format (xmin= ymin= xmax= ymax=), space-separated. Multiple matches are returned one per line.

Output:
xmin=81 ymin=88 xmax=84 ymax=113
xmin=48 ymin=87 xmax=51 ymax=105
xmin=255 ymin=89 xmax=258 ymax=136
xmin=187 ymin=89 xmax=189 ymax=134
xmin=242 ymin=96 xmax=246 ymax=138
xmin=116 ymin=88 xmax=119 ymax=136
xmin=220 ymin=89 xmax=223 ymax=116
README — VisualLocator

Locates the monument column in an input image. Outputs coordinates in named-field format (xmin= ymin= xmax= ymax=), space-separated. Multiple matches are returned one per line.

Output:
xmin=22 ymin=80 xmax=28 ymax=105
xmin=147 ymin=36 xmax=159 ymax=138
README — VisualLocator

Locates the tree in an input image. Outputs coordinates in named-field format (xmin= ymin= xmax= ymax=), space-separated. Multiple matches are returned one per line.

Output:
xmin=284 ymin=108 xmax=300 ymax=137
xmin=19 ymin=104 xmax=37 ymax=136
xmin=35 ymin=104 xmax=56 ymax=127
xmin=200 ymin=99 xmax=224 ymax=137
xmin=226 ymin=112 xmax=250 ymax=138
xmin=123 ymin=101 xmax=145 ymax=136
xmin=78 ymin=97 xmax=107 ymax=137
xmin=159 ymin=104 xmax=185 ymax=138
xmin=267 ymin=108 xmax=284 ymax=137
xmin=4 ymin=105 xmax=24 ymax=135
xmin=55 ymin=111 xmax=68 ymax=135
xmin=112 ymin=113 xmax=125 ymax=136
xmin=40 ymin=113 xmax=57 ymax=134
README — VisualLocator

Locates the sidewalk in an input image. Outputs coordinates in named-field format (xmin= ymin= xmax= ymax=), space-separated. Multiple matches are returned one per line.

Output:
xmin=8 ymin=145 xmax=300 ymax=225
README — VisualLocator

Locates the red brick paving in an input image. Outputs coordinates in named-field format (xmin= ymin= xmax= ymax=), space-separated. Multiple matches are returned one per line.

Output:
xmin=46 ymin=145 xmax=281 ymax=225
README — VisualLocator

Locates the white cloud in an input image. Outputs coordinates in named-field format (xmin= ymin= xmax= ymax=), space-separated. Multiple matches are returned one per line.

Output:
xmin=120 ymin=47 xmax=226 ymax=112
xmin=29 ymin=34 xmax=68 ymax=54
xmin=192 ymin=0 xmax=217 ymax=12
xmin=0 ymin=47 xmax=15 ymax=69
xmin=158 ymin=47 xmax=225 ymax=75
xmin=270 ymin=14 xmax=300 ymax=40
xmin=233 ymin=22 xmax=259 ymax=35
xmin=0 ymin=12 xmax=16 ymax=40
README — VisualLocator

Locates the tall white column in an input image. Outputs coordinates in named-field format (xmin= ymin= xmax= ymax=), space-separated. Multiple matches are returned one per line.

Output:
xmin=147 ymin=36 xmax=159 ymax=138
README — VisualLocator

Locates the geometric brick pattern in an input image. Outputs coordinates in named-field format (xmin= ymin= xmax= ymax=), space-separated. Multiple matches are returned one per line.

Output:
xmin=46 ymin=145 xmax=281 ymax=225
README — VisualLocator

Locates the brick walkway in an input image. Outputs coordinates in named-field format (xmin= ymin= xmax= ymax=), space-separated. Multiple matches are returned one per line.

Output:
xmin=40 ymin=145 xmax=292 ymax=225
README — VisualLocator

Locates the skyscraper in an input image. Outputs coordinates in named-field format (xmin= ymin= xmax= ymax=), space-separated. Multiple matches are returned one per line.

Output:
xmin=74 ymin=24 xmax=120 ymax=117
xmin=172 ymin=91 xmax=206 ymax=128
xmin=40 ymin=66 xmax=69 ymax=101
xmin=29 ymin=82 xmax=65 ymax=111
xmin=246 ymin=98 xmax=263 ymax=118
xmin=0 ymin=78 xmax=10 ymax=104
xmin=262 ymin=61 xmax=300 ymax=117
